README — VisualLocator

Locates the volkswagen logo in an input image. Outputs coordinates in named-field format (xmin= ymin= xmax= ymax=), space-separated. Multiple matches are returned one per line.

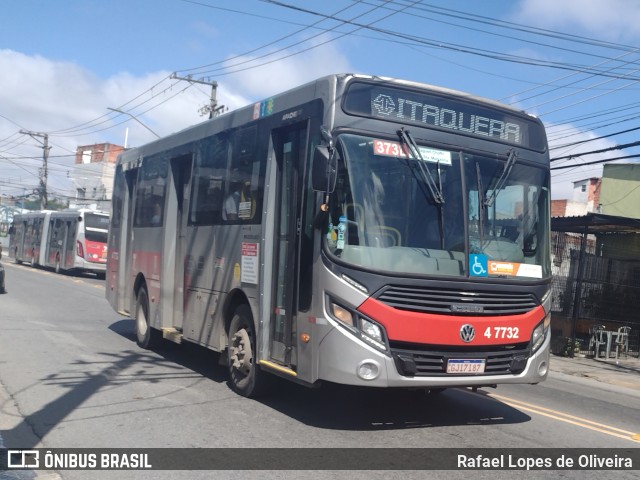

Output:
xmin=459 ymin=324 xmax=475 ymax=343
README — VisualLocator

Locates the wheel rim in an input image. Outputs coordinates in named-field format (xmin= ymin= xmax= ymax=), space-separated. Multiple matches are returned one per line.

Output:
xmin=137 ymin=302 xmax=148 ymax=338
xmin=230 ymin=327 xmax=253 ymax=377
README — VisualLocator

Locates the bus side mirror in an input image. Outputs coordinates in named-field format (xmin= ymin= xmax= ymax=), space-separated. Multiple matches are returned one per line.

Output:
xmin=312 ymin=145 xmax=337 ymax=194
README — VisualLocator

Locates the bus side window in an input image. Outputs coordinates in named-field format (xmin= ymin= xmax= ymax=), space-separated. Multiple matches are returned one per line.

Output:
xmin=189 ymin=133 xmax=228 ymax=226
xmin=133 ymin=155 xmax=168 ymax=228
xmin=224 ymin=125 xmax=264 ymax=224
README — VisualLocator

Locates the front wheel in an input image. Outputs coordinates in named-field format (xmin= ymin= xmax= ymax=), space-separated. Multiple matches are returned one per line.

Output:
xmin=227 ymin=305 xmax=271 ymax=398
xmin=135 ymin=285 xmax=161 ymax=349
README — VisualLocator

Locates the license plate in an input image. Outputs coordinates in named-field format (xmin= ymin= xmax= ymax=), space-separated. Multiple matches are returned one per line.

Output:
xmin=446 ymin=359 xmax=485 ymax=374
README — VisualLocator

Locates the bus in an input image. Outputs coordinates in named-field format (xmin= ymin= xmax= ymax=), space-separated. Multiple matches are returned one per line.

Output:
xmin=10 ymin=209 xmax=109 ymax=277
xmin=106 ymin=73 xmax=551 ymax=397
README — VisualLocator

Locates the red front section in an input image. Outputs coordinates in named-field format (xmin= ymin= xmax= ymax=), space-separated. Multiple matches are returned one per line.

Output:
xmin=84 ymin=240 xmax=108 ymax=264
xmin=358 ymin=297 xmax=545 ymax=346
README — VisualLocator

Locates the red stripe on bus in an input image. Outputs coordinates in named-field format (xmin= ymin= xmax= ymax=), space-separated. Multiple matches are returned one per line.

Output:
xmin=357 ymin=297 xmax=544 ymax=346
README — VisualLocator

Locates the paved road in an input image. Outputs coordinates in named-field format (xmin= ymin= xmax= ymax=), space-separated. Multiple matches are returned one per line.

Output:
xmin=1 ymin=261 xmax=639 ymax=480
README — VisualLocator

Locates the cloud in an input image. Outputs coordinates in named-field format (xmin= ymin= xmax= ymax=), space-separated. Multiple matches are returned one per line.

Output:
xmin=221 ymin=40 xmax=353 ymax=98
xmin=0 ymin=50 xmax=204 ymax=196
xmin=512 ymin=0 xmax=640 ymax=42
xmin=0 ymin=43 xmax=353 ymax=199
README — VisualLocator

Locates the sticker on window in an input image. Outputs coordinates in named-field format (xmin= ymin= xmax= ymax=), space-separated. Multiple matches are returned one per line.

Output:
xmin=488 ymin=261 xmax=542 ymax=279
xmin=373 ymin=139 xmax=451 ymax=165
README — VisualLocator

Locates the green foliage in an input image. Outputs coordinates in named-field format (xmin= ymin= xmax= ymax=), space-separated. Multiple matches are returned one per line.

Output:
xmin=562 ymin=337 xmax=581 ymax=357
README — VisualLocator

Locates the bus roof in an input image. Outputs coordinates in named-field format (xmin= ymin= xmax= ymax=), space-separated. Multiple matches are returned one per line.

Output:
xmin=116 ymin=73 xmax=542 ymax=165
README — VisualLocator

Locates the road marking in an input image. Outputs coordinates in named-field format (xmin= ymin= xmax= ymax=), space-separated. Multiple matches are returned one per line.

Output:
xmin=483 ymin=391 xmax=640 ymax=443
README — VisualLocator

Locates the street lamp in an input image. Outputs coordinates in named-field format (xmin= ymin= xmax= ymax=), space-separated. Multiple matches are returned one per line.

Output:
xmin=107 ymin=107 xmax=160 ymax=138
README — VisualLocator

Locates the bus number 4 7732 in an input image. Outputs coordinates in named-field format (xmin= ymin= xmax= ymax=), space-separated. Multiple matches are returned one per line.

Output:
xmin=484 ymin=326 xmax=520 ymax=339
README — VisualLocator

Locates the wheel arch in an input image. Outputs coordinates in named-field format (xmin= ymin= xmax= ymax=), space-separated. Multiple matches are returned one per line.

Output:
xmin=223 ymin=289 xmax=254 ymax=336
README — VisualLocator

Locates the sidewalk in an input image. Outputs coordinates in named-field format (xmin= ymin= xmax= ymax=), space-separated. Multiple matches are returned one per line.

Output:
xmin=549 ymin=353 xmax=640 ymax=391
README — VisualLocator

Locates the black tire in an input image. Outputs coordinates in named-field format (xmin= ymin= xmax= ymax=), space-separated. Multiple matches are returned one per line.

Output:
xmin=135 ymin=285 xmax=161 ymax=349
xmin=227 ymin=305 xmax=270 ymax=398
xmin=55 ymin=255 xmax=61 ymax=274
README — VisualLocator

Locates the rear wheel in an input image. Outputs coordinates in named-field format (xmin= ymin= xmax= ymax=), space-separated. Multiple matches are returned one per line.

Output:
xmin=227 ymin=305 xmax=270 ymax=398
xmin=55 ymin=255 xmax=61 ymax=274
xmin=135 ymin=286 xmax=161 ymax=349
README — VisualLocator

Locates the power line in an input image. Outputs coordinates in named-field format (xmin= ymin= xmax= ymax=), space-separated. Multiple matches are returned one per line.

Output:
xmin=551 ymin=154 xmax=640 ymax=170
xmin=550 ymin=125 xmax=640 ymax=151
xmin=551 ymin=140 xmax=640 ymax=162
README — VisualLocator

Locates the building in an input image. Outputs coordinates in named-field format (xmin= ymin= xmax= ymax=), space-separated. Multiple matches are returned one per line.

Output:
xmin=70 ymin=143 xmax=124 ymax=212
xmin=599 ymin=163 xmax=640 ymax=219
xmin=551 ymin=177 xmax=601 ymax=217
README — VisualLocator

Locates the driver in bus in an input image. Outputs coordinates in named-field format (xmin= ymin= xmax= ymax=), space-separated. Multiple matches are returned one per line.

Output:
xmin=223 ymin=181 xmax=242 ymax=221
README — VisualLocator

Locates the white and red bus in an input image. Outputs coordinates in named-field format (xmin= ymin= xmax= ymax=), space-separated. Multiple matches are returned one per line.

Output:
xmin=10 ymin=209 xmax=109 ymax=277
xmin=106 ymin=74 xmax=551 ymax=397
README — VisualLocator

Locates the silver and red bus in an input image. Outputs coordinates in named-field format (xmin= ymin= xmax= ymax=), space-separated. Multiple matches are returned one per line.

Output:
xmin=10 ymin=208 xmax=109 ymax=277
xmin=106 ymin=74 xmax=551 ymax=397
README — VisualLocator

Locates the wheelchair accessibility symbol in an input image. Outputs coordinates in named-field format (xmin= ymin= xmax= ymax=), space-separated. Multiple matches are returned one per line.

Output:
xmin=470 ymin=254 xmax=488 ymax=277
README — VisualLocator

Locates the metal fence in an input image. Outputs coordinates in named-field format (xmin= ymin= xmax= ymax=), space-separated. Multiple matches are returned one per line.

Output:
xmin=550 ymin=231 xmax=640 ymax=358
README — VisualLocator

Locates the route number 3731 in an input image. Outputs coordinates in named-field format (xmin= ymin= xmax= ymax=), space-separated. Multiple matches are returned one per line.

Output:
xmin=484 ymin=326 xmax=519 ymax=339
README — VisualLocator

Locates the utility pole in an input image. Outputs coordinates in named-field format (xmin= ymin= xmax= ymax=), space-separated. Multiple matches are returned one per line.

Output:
xmin=19 ymin=129 xmax=51 ymax=209
xmin=170 ymin=73 xmax=225 ymax=118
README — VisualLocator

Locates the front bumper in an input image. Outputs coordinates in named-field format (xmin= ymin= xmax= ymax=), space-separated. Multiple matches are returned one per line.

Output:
xmin=317 ymin=322 xmax=550 ymax=388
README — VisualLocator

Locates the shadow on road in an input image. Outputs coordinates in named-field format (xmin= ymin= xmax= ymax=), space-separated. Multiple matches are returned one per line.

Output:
xmin=109 ymin=319 xmax=533 ymax=432
xmin=0 ymin=318 xmax=533 ymax=452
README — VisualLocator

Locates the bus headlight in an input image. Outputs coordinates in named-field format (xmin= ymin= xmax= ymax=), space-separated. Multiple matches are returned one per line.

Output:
xmin=330 ymin=301 xmax=354 ymax=327
xmin=327 ymin=297 xmax=389 ymax=353
xmin=531 ymin=313 xmax=551 ymax=353
xmin=359 ymin=318 xmax=386 ymax=350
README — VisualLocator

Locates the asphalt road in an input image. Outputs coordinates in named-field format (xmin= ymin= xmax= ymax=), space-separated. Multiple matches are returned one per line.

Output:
xmin=0 ymin=261 xmax=638 ymax=480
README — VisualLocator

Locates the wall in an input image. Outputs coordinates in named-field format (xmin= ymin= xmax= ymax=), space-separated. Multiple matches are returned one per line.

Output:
xmin=600 ymin=164 xmax=640 ymax=218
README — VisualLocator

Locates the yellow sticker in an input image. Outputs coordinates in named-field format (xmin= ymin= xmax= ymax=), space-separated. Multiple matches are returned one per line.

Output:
xmin=233 ymin=263 xmax=241 ymax=282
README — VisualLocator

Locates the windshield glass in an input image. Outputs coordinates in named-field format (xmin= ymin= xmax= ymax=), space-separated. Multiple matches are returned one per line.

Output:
xmin=325 ymin=133 xmax=550 ymax=280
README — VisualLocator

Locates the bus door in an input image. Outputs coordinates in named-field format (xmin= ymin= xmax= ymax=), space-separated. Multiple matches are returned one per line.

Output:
xmin=268 ymin=122 xmax=309 ymax=367
xmin=16 ymin=220 xmax=27 ymax=261
xmin=64 ymin=218 xmax=78 ymax=269
xmin=117 ymin=166 xmax=139 ymax=313
xmin=166 ymin=154 xmax=192 ymax=331
xmin=48 ymin=217 xmax=62 ymax=266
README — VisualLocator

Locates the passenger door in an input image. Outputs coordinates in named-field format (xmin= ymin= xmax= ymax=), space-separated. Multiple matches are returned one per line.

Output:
xmin=268 ymin=122 xmax=309 ymax=366
xmin=167 ymin=154 xmax=193 ymax=331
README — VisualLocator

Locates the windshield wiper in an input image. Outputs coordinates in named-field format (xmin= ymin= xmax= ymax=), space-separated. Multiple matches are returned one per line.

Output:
xmin=484 ymin=149 xmax=517 ymax=207
xmin=397 ymin=128 xmax=444 ymax=204
xmin=475 ymin=161 xmax=485 ymax=247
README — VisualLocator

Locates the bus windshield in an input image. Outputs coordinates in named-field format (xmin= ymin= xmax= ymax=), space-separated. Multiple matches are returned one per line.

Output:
xmin=325 ymin=133 xmax=550 ymax=280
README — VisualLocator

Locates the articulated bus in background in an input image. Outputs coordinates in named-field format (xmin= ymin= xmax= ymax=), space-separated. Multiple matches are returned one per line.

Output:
xmin=10 ymin=209 xmax=109 ymax=277
xmin=9 ymin=210 xmax=50 ymax=267
xmin=106 ymin=74 xmax=551 ymax=397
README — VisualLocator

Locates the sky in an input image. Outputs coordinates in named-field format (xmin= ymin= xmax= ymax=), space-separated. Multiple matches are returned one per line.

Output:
xmin=1 ymin=0 xmax=640 ymax=203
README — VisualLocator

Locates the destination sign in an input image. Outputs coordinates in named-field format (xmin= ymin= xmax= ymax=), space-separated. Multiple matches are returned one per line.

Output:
xmin=343 ymin=82 xmax=546 ymax=151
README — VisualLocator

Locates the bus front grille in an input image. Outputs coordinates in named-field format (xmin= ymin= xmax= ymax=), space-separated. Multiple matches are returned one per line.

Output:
xmin=390 ymin=342 xmax=531 ymax=377
xmin=376 ymin=285 xmax=538 ymax=316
